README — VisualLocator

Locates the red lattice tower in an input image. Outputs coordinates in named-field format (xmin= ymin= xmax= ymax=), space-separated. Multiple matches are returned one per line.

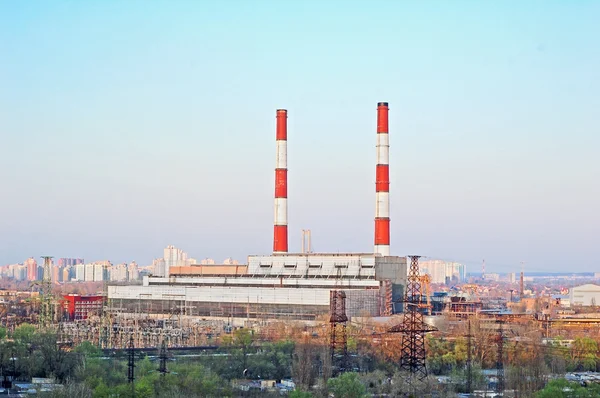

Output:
xmin=389 ymin=255 xmax=436 ymax=384
xmin=329 ymin=290 xmax=348 ymax=374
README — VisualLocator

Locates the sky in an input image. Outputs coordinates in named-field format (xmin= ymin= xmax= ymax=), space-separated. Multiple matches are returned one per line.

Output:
xmin=1 ymin=1 xmax=598 ymax=273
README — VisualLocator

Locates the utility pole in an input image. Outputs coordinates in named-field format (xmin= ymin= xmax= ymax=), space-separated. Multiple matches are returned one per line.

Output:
xmin=466 ymin=319 xmax=473 ymax=394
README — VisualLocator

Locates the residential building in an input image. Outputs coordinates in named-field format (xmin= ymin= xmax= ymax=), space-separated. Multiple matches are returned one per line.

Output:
xmin=128 ymin=261 xmax=140 ymax=281
xmin=25 ymin=257 xmax=38 ymax=281
xmin=419 ymin=259 xmax=466 ymax=284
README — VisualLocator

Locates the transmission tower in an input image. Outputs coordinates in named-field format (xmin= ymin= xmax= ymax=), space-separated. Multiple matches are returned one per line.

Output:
xmin=158 ymin=339 xmax=168 ymax=377
xmin=329 ymin=290 xmax=348 ymax=374
xmin=39 ymin=256 xmax=54 ymax=328
xmin=127 ymin=334 xmax=136 ymax=384
xmin=99 ymin=262 xmax=111 ymax=349
xmin=496 ymin=319 xmax=505 ymax=395
xmin=388 ymin=255 xmax=437 ymax=388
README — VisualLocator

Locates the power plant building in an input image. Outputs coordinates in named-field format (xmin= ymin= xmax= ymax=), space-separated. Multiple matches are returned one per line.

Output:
xmin=108 ymin=103 xmax=409 ymax=320
xmin=109 ymin=253 xmax=407 ymax=319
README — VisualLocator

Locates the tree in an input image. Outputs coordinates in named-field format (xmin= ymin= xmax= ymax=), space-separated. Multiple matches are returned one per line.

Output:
xmin=289 ymin=391 xmax=313 ymax=398
xmin=293 ymin=342 xmax=319 ymax=390
xmin=535 ymin=378 xmax=600 ymax=398
xmin=13 ymin=323 xmax=36 ymax=343
xmin=359 ymin=370 xmax=391 ymax=396
xmin=327 ymin=372 xmax=367 ymax=398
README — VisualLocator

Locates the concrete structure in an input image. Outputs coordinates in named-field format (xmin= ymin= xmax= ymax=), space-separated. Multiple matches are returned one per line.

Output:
xmin=570 ymin=284 xmax=600 ymax=306
xmin=374 ymin=102 xmax=390 ymax=256
xmin=273 ymin=109 xmax=288 ymax=253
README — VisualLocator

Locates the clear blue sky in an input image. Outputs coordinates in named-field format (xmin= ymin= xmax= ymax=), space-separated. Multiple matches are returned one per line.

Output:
xmin=1 ymin=1 xmax=598 ymax=273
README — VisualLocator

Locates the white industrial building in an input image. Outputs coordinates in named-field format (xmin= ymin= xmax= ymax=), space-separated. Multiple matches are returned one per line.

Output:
xmin=108 ymin=253 xmax=407 ymax=320
xmin=570 ymin=284 xmax=600 ymax=306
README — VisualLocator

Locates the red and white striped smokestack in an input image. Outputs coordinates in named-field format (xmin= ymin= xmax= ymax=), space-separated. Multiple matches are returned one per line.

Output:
xmin=375 ymin=102 xmax=390 ymax=256
xmin=273 ymin=109 xmax=288 ymax=253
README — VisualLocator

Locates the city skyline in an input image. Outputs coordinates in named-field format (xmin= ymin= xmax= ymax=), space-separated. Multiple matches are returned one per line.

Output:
xmin=1 ymin=2 xmax=598 ymax=272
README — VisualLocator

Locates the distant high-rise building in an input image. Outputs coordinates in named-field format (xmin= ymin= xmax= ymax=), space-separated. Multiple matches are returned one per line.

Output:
xmin=62 ymin=267 xmax=71 ymax=282
xmin=75 ymin=263 xmax=86 ymax=281
xmin=420 ymin=260 xmax=466 ymax=284
xmin=152 ymin=258 xmax=166 ymax=277
xmin=163 ymin=245 xmax=190 ymax=276
xmin=52 ymin=266 xmax=60 ymax=283
xmin=110 ymin=263 xmax=128 ymax=282
xmin=128 ymin=261 xmax=139 ymax=281
xmin=3 ymin=264 xmax=27 ymax=281
xmin=25 ymin=257 xmax=38 ymax=281
xmin=84 ymin=263 xmax=95 ymax=281
xmin=58 ymin=258 xmax=84 ymax=267
xmin=508 ymin=272 xmax=516 ymax=283
xmin=151 ymin=245 xmax=193 ymax=277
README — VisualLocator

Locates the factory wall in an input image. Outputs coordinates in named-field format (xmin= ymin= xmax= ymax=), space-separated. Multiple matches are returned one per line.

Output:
xmin=111 ymin=285 xmax=332 ymax=306
xmin=109 ymin=283 xmax=385 ymax=319
xmin=144 ymin=275 xmax=380 ymax=289
xmin=169 ymin=265 xmax=248 ymax=276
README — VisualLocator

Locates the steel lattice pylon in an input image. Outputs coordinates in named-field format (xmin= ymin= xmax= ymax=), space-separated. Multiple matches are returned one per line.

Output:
xmin=127 ymin=334 xmax=135 ymax=384
xmin=329 ymin=290 xmax=348 ymax=374
xmin=389 ymin=255 xmax=436 ymax=385
xmin=39 ymin=256 xmax=54 ymax=328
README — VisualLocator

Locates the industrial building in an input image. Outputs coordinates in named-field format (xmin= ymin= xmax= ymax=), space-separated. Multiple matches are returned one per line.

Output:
xmin=570 ymin=284 xmax=600 ymax=306
xmin=62 ymin=294 xmax=104 ymax=321
xmin=109 ymin=103 xmax=408 ymax=320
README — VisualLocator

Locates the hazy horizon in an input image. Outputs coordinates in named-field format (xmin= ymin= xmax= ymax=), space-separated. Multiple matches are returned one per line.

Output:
xmin=1 ymin=1 xmax=598 ymax=274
